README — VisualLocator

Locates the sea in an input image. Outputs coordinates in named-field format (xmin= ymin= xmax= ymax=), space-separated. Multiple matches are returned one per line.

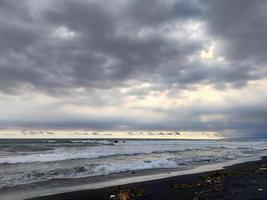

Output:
xmin=0 ymin=138 xmax=267 ymax=199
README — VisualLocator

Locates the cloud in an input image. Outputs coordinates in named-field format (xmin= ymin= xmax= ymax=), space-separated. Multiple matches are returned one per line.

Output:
xmin=202 ymin=0 xmax=267 ymax=63
xmin=0 ymin=0 xmax=266 ymax=137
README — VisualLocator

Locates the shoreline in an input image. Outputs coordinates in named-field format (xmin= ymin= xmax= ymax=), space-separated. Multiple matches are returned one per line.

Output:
xmin=24 ymin=156 xmax=267 ymax=200
xmin=28 ymin=156 xmax=267 ymax=200
xmin=1 ymin=154 xmax=266 ymax=200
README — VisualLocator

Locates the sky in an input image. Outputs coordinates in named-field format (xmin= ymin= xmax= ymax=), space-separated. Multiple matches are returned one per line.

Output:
xmin=0 ymin=0 xmax=267 ymax=138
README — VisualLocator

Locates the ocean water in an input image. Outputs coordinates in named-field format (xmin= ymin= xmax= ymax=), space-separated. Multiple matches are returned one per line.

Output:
xmin=0 ymin=139 xmax=266 ymax=193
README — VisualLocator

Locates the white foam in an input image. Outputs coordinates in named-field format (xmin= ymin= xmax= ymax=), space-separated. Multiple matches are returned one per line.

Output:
xmin=93 ymin=159 xmax=177 ymax=175
xmin=1 ymin=153 xmax=266 ymax=200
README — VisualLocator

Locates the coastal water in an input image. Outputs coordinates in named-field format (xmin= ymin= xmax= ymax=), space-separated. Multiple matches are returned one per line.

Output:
xmin=0 ymin=138 xmax=267 ymax=199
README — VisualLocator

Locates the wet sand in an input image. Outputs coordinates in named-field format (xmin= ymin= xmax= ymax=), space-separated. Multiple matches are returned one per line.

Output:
xmin=27 ymin=157 xmax=267 ymax=200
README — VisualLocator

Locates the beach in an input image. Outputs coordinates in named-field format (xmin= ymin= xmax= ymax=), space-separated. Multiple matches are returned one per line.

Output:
xmin=27 ymin=156 xmax=267 ymax=200
xmin=1 ymin=0 xmax=267 ymax=199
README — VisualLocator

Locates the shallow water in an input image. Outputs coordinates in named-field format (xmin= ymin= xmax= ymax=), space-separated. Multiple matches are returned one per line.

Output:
xmin=0 ymin=138 xmax=267 ymax=192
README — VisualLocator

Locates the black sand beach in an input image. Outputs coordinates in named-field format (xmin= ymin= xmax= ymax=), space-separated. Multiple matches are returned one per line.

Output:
xmin=28 ymin=157 xmax=267 ymax=200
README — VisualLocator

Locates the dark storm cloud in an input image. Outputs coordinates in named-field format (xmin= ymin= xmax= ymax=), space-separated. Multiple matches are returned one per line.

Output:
xmin=2 ymin=0 xmax=264 ymax=94
xmin=201 ymin=0 xmax=267 ymax=64
xmin=0 ymin=0 xmax=200 ymax=93
xmin=128 ymin=0 xmax=203 ymax=26
xmin=40 ymin=0 xmax=204 ymax=89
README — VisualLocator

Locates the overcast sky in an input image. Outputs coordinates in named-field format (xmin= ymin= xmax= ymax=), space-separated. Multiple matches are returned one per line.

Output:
xmin=0 ymin=0 xmax=267 ymax=137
